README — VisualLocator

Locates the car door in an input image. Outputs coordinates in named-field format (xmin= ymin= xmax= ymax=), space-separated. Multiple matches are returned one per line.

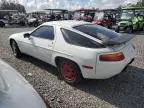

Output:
xmin=29 ymin=25 xmax=55 ymax=64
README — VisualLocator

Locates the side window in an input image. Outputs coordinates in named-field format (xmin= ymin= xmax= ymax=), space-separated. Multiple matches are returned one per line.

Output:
xmin=31 ymin=26 xmax=54 ymax=40
xmin=61 ymin=28 xmax=104 ymax=48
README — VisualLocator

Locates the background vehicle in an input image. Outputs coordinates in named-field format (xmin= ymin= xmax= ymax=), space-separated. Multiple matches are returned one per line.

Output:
xmin=0 ymin=10 xmax=27 ymax=27
xmin=9 ymin=21 xmax=135 ymax=85
xmin=44 ymin=9 xmax=72 ymax=21
xmin=116 ymin=7 xmax=144 ymax=33
xmin=27 ymin=14 xmax=40 ymax=27
xmin=93 ymin=11 xmax=113 ymax=28
xmin=73 ymin=8 xmax=98 ymax=22
xmin=103 ymin=9 xmax=119 ymax=25
xmin=0 ymin=59 xmax=48 ymax=108
xmin=0 ymin=10 xmax=18 ymax=27
xmin=10 ymin=13 xmax=27 ymax=26
xmin=0 ymin=18 xmax=8 ymax=27
xmin=73 ymin=8 xmax=116 ymax=28
xmin=27 ymin=11 xmax=48 ymax=27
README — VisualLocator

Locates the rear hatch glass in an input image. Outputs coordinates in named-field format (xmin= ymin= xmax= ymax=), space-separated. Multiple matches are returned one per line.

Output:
xmin=73 ymin=24 xmax=135 ymax=46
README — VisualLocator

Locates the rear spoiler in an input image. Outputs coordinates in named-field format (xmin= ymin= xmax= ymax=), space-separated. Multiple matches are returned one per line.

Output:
xmin=103 ymin=34 xmax=135 ymax=46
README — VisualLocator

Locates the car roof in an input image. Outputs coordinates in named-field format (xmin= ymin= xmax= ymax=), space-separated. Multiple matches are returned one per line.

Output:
xmin=42 ymin=20 xmax=91 ymax=28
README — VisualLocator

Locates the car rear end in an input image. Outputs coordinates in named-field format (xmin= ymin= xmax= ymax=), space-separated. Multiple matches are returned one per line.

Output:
xmin=73 ymin=24 xmax=135 ymax=79
xmin=95 ymin=42 xmax=134 ymax=79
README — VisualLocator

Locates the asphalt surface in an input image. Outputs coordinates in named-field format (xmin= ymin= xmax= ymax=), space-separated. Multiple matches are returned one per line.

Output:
xmin=0 ymin=27 xmax=144 ymax=108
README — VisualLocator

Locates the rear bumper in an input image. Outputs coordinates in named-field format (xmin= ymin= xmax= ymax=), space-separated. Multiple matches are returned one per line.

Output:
xmin=94 ymin=43 xmax=135 ymax=79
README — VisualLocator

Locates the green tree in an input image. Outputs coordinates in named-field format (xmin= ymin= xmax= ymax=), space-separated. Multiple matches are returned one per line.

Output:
xmin=0 ymin=1 xmax=26 ymax=13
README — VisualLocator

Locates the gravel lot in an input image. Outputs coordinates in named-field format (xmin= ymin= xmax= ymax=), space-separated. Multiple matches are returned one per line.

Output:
xmin=0 ymin=27 xmax=144 ymax=108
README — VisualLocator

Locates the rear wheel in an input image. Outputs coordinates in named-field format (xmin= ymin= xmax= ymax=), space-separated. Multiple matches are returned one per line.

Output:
xmin=142 ymin=25 xmax=144 ymax=31
xmin=58 ymin=59 xmax=83 ymax=85
xmin=126 ymin=27 xmax=133 ymax=34
xmin=115 ymin=26 xmax=120 ymax=33
xmin=10 ymin=40 xmax=22 ymax=58
xmin=0 ymin=21 xmax=5 ymax=27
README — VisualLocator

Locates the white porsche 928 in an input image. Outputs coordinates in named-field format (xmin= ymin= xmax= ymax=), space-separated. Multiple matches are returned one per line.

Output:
xmin=9 ymin=20 xmax=135 ymax=84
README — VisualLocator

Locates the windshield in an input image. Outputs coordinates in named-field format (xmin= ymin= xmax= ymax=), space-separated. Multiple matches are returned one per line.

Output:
xmin=74 ymin=24 xmax=120 ymax=41
xmin=121 ymin=12 xmax=133 ymax=20
xmin=94 ymin=12 xmax=104 ymax=20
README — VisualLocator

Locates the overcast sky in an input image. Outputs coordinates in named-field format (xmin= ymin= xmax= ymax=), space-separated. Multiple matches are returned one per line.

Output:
xmin=2 ymin=0 xmax=139 ymax=12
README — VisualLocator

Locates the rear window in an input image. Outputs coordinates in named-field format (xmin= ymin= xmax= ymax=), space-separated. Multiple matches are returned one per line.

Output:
xmin=61 ymin=28 xmax=105 ymax=48
xmin=74 ymin=24 xmax=120 ymax=41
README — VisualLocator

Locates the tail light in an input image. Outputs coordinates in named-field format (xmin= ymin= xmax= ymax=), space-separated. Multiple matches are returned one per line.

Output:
xmin=99 ymin=52 xmax=125 ymax=61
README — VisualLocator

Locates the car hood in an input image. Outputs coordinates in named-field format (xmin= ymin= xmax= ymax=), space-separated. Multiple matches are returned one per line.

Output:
xmin=0 ymin=60 xmax=47 ymax=108
xmin=118 ymin=20 xmax=131 ymax=26
xmin=9 ymin=31 xmax=32 ymax=39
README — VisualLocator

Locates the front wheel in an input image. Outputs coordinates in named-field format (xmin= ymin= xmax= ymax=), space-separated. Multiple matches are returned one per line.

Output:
xmin=58 ymin=59 xmax=83 ymax=85
xmin=10 ymin=40 xmax=22 ymax=58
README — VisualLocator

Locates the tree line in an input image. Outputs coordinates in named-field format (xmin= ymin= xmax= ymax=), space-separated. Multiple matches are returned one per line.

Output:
xmin=0 ymin=1 xmax=26 ymax=13
xmin=117 ymin=0 xmax=144 ymax=10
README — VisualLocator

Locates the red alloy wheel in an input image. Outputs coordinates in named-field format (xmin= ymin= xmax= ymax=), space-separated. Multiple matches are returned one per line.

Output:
xmin=60 ymin=61 xmax=76 ymax=81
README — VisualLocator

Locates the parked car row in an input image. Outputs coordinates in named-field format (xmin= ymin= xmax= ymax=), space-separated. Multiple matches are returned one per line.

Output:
xmin=73 ymin=7 xmax=144 ymax=33
xmin=116 ymin=7 xmax=144 ymax=33
xmin=73 ymin=8 xmax=118 ymax=28
xmin=0 ymin=9 xmax=73 ymax=28
xmin=1 ymin=7 xmax=144 ymax=34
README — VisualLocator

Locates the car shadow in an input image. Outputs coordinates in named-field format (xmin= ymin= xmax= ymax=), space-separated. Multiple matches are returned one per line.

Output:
xmin=74 ymin=65 xmax=144 ymax=108
xmin=20 ymin=54 xmax=59 ymax=77
xmin=18 ymin=55 xmax=144 ymax=108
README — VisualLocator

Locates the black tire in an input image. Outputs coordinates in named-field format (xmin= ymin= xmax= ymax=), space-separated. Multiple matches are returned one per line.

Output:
xmin=19 ymin=21 xmax=25 ymax=26
xmin=142 ymin=25 xmax=144 ymax=31
xmin=115 ymin=26 xmax=120 ymax=33
xmin=10 ymin=40 xmax=22 ymax=58
xmin=126 ymin=27 xmax=133 ymax=34
xmin=108 ymin=25 xmax=112 ymax=29
xmin=34 ymin=22 xmax=39 ymax=27
xmin=0 ymin=21 xmax=5 ymax=27
xmin=57 ymin=59 xmax=83 ymax=85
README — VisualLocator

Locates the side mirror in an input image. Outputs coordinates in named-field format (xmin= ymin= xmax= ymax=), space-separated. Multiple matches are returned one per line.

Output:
xmin=24 ymin=33 xmax=30 ymax=38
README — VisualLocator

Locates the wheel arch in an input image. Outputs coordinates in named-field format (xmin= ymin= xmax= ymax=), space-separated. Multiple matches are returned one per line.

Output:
xmin=54 ymin=56 xmax=79 ymax=68
xmin=54 ymin=55 xmax=84 ymax=78
xmin=0 ymin=20 xmax=5 ymax=27
xmin=9 ymin=38 xmax=20 ymax=50
xmin=53 ymin=55 xmax=83 ymax=76
xmin=9 ymin=38 xmax=18 ymax=46
xmin=9 ymin=38 xmax=15 ymax=46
